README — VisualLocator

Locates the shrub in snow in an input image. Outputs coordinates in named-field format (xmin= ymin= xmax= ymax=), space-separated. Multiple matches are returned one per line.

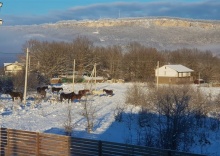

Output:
xmin=114 ymin=104 xmax=125 ymax=122
xmin=0 ymin=76 xmax=13 ymax=94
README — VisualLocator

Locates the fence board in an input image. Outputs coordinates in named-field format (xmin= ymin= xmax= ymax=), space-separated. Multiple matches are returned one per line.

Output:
xmin=71 ymin=142 xmax=98 ymax=149
xmin=6 ymin=128 xmax=37 ymax=155
xmin=102 ymin=141 xmax=165 ymax=155
xmin=71 ymin=137 xmax=100 ymax=144
xmin=70 ymin=137 xmax=99 ymax=155
xmin=0 ymin=128 xmax=206 ymax=156
xmin=70 ymin=148 xmax=99 ymax=156
xmin=39 ymin=133 xmax=70 ymax=156
xmin=71 ymin=145 xmax=99 ymax=153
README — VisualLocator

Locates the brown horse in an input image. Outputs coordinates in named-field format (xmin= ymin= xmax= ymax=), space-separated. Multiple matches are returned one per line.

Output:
xmin=60 ymin=92 xmax=75 ymax=103
xmin=78 ymin=89 xmax=90 ymax=96
xmin=71 ymin=93 xmax=84 ymax=101
xmin=7 ymin=91 xmax=23 ymax=102
xmin=52 ymin=87 xmax=63 ymax=94
xmin=103 ymin=89 xmax=114 ymax=96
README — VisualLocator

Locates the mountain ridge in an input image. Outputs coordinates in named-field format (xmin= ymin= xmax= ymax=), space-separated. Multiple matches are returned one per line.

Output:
xmin=50 ymin=17 xmax=220 ymax=30
xmin=0 ymin=17 xmax=220 ymax=66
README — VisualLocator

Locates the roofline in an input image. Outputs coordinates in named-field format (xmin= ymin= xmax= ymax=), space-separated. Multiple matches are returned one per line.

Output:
xmin=164 ymin=65 xmax=194 ymax=72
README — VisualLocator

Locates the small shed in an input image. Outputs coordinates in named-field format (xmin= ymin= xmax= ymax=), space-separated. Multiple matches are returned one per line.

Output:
xmin=155 ymin=64 xmax=194 ymax=84
xmin=50 ymin=78 xmax=62 ymax=84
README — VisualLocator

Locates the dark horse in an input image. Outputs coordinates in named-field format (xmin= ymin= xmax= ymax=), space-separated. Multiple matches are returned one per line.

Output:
xmin=7 ymin=91 xmax=23 ymax=102
xmin=60 ymin=92 xmax=75 ymax=103
xmin=37 ymin=86 xmax=48 ymax=93
xmin=103 ymin=89 xmax=114 ymax=96
xmin=38 ymin=90 xmax=46 ymax=98
xmin=52 ymin=87 xmax=63 ymax=95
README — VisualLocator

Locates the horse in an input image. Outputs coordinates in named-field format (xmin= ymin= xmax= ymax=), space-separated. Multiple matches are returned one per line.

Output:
xmin=37 ymin=86 xmax=48 ymax=93
xmin=52 ymin=87 xmax=63 ymax=94
xmin=78 ymin=89 xmax=90 ymax=96
xmin=103 ymin=89 xmax=114 ymax=96
xmin=60 ymin=92 xmax=75 ymax=103
xmin=71 ymin=93 xmax=84 ymax=101
xmin=38 ymin=90 xmax=46 ymax=98
xmin=6 ymin=91 xmax=23 ymax=102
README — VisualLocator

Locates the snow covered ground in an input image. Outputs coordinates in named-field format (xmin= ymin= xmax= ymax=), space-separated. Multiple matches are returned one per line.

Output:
xmin=0 ymin=82 xmax=220 ymax=156
xmin=0 ymin=83 xmax=133 ymax=141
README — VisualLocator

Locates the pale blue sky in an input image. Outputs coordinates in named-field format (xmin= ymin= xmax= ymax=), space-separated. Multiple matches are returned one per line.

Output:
xmin=0 ymin=0 xmax=219 ymax=26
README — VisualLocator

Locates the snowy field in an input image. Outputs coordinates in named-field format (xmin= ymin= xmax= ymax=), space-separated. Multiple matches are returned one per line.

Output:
xmin=0 ymin=83 xmax=134 ymax=141
xmin=0 ymin=82 xmax=220 ymax=156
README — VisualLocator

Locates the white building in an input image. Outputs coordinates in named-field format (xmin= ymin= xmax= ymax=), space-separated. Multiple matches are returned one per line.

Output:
xmin=155 ymin=64 xmax=194 ymax=84
xmin=4 ymin=61 xmax=24 ymax=75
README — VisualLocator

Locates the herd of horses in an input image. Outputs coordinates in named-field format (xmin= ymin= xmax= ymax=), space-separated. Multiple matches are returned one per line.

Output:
xmin=5 ymin=86 xmax=114 ymax=103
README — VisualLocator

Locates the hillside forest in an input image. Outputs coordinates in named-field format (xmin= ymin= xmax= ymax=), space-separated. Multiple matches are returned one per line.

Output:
xmin=15 ymin=36 xmax=220 ymax=84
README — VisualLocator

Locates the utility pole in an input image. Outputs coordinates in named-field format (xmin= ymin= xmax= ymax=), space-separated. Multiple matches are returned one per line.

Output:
xmin=156 ymin=61 xmax=159 ymax=90
xmin=72 ymin=59 xmax=75 ymax=92
xmin=23 ymin=48 xmax=29 ymax=105
xmin=0 ymin=2 xmax=3 ymax=25
xmin=94 ymin=63 xmax=97 ymax=91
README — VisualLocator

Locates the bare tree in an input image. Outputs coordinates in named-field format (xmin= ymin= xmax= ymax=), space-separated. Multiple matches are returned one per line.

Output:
xmin=20 ymin=38 xmax=220 ymax=83
xmin=125 ymin=83 xmax=152 ymax=109
xmin=21 ymin=39 xmax=70 ymax=78
xmin=80 ymin=96 xmax=96 ymax=133
xmin=105 ymin=45 xmax=123 ymax=79
xmin=126 ymin=84 xmax=207 ymax=151
xmin=123 ymin=42 xmax=164 ymax=82
xmin=63 ymin=104 xmax=75 ymax=136
xmin=71 ymin=36 xmax=94 ymax=76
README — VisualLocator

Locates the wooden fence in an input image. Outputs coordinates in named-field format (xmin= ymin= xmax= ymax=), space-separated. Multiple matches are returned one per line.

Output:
xmin=0 ymin=128 xmax=206 ymax=156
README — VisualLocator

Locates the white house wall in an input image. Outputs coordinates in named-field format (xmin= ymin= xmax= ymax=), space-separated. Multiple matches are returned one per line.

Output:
xmin=155 ymin=65 xmax=192 ymax=77
xmin=180 ymin=72 xmax=191 ymax=77
xmin=6 ymin=64 xmax=23 ymax=71
xmin=155 ymin=66 xmax=178 ymax=77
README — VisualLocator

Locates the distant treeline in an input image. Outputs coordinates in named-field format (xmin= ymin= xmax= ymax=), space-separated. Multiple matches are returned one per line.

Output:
xmin=19 ymin=36 xmax=220 ymax=83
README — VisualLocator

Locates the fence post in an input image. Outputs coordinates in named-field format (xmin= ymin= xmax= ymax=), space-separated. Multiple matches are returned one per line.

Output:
xmin=98 ymin=140 xmax=102 ymax=156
